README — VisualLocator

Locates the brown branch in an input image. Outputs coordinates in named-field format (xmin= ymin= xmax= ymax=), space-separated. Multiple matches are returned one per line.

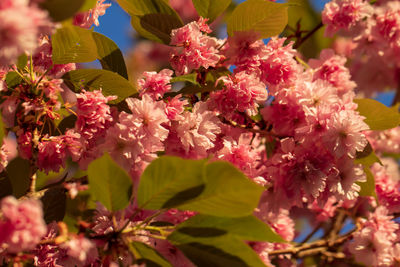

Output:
xmin=328 ymin=209 xmax=346 ymax=246
xmin=293 ymin=22 xmax=324 ymax=49
xmin=300 ymin=222 xmax=323 ymax=244
xmin=28 ymin=172 xmax=37 ymax=194
xmin=392 ymin=79 xmax=400 ymax=107
xmin=268 ymin=224 xmax=357 ymax=259
xmin=219 ymin=116 xmax=277 ymax=137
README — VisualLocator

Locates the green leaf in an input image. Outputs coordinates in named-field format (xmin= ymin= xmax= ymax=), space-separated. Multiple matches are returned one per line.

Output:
xmin=57 ymin=115 xmax=77 ymax=135
xmin=52 ymin=25 xmax=98 ymax=64
xmin=40 ymin=0 xmax=85 ymax=22
xmin=383 ymin=152 xmax=400 ymax=160
xmin=191 ymin=0 xmax=231 ymax=23
xmin=0 ymin=172 xmax=12 ymax=199
xmin=178 ymin=161 xmax=264 ymax=217
xmin=357 ymin=167 xmax=377 ymax=200
xmin=92 ymin=32 xmax=128 ymax=79
xmin=17 ymin=54 xmax=28 ymax=70
xmin=53 ymin=27 xmax=128 ymax=75
xmin=176 ymin=84 xmax=218 ymax=95
xmin=205 ymin=67 xmax=231 ymax=83
xmin=168 ymin=233 xmax=266 ymax=267
xmin=137 ymin=156 xmax=206 ymax=210
xmin=170 ymin=73 xmax=199 ymax=85
xmin=137 ymin=157 xmax=264 ymax=217
xmin=130 ymin=241 xmax=173 ymax=267
xmin=354 ymin=98 xmax=400 ymax=130
xmin=79 ymin=0 xmax=98 ymax=11
xmin=40 ymin=187 xmax=67 ymax=223
xmin=62 ymin=69 xmax=137 ymax=103
xmin=116 ymin=0 xmax=180 ymax=17
xmin=355 ymin=142 xmax=382 ymax=167
xmin=131 ymin=13 xmax=183 ymax=44
xmin=174 ymin=214 xmax=286 ymax=243
xmin=116 ymin=0 xmax=183 ymax=44
xmin=6 ymin=157 xmax=31 ymax=198
xmin=226 ymin=0 xmax=288 ymax=38
xmin=5 ymin=72 xmax=23 ymax=88
xmin=87 ymin=153 xmax=133 ymax=211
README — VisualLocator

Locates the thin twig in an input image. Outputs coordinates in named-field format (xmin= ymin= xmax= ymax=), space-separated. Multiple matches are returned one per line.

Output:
xmin=28 ymin=173 xmax=37 ymax=194
xmin=293 ymin=22 xmax=324 ymax=49
xmin=300 ymin=222 xmax=323 ymax=244
xmin=268 ymin=224 xmax=357 ymax=258
xmin=328 ymin=210 xmax=346 ymax=246
xmin=391 ymin=77 xmax=400 ymax=106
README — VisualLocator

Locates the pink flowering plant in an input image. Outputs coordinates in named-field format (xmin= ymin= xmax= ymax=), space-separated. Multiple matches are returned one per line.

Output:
xmin=1 ymin=0 xmax=400 ymax=266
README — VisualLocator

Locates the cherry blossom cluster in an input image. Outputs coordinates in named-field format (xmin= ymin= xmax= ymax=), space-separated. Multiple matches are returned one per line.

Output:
xmin=0 ymin=0 xmax=54 ymax=67
xmin=322 ymin=0 xmax=400 ymax=96
xmin=0 ymin=0 xmax=399 ymax=266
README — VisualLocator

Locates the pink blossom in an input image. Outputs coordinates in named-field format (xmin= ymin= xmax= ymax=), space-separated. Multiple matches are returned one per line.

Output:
xmin=252 ymin=208 xmax=295 ymax=265
xmin=74 ymin=90 xmax=115 ymax=167
xmin=309 ymin=196 xmax=338 ymax=222
xmin=0 ymin=67 xmax=7 ymax=92
xmin=156 ymin=209 xmax=196 ymax=225
xmin=263 ymin=138 xmax=337 ymax=208
xmin=170 ymin=18 xmax=222 ymax=75
xmin=37 ymin=136 xmax=67 ymax=174
xmin=104 ymin=95 xmax=169 ymax=172
xmin=0 ymin=96 xmax=19 ymax=128
xmin=322 ymin=0 xmax=373 ymax=37
xmin=64 ymin=181 xmax=88 ymax=199
xmin=33 ymin=223 xmax=63 ymax=267
xmin=0 ymin=144 xmax=9 ymax=174
xmin=309 ymin=49 xmax=356 ymax=96
xmin=0 ymin=137 xmax=16 ymax=171
xmin=260 ymin=83 xmax=309 ymax=137
xmin=75 ymin=90 xmax=116 ymax=142
xmin=0 ymin=196 xmax=46 ymax=253
xmin=62 ymin=130 xmax=83 ymax=162
xmin=372 ymin=158 xmax=400 ymax=214
xmin=330 ymin=158 xmax=365 ymax=200
xmin=172 ymin=102 xmax=221 ymax=158
xmin=33 ymin=37 xmax=76 ymax=78
xmin=91 ymin=204 xmax=116 ymax=235
xmin=332 ymin=37 xmax=357 ymax=57
xmin=17 ymin=130 xmax=33 ymax=160
xmin=257 ymin=37 xmax=301 ymax=94
xmin=324 ymin=110 xmax=369 ymax=158
xmin=73 ymin=0 xmax=111 ymax=29
xmin=39 ymin=78 xmax=64 ymax=101
xmin=215 ymin=137 xmax=260 ymax=179
xmin=348 ymin=206 xmax=398 ymax=267
xmin=60 ymin=236 xmax=98 ymax=267
xmin=224 ymin=31 xmax=265 ymax=67
xmin=0 ymin=1 xmax=53 ymax=67
xmin=350 ymin=56 xmax=398 ymax=96
xmin=165 ymin=94 xmax=188 ymax=120
xmin=264 ymin=209 xmax=295 ymax=242
xmin=372 ymin=2 xmax=400 ymax=54
xmin=124 ymin=94 xmax=169 ymax=150
xmin=138 ymin=69 xmax=174 ymax=100
xmin=367 ymin=126 xmax=400 ymax=154
xmin=209 ymin=71 xmax=267 ymax=118
xmin=0 ymin=0 xmax=28 ymax=9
